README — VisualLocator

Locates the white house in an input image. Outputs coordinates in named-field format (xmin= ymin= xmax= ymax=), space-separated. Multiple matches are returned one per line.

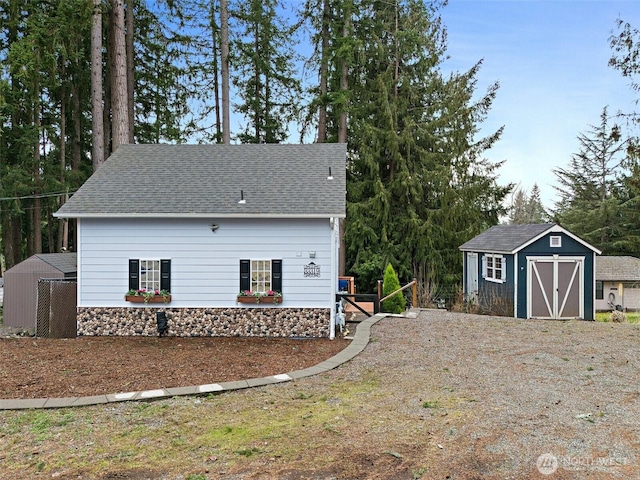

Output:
xmin=595 ymin=256 xmax=640 ymax=311
xmin=54 ymin=143 xmax=347 ymax=338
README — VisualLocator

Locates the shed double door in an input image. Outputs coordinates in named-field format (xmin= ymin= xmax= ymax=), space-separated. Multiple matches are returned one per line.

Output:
xmin=527 ymin=256 xmax=583 ymax=319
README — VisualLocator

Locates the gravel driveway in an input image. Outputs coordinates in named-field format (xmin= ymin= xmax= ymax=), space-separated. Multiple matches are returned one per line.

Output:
xmin=1 ymin=309 xmax=639 ymax=479
xmin=339 ymin=309 xmax=639 ymax=479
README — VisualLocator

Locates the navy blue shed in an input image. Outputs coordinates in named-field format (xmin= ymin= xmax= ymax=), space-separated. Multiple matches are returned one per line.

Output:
xmin=459 ymin=223 xmax=601 ymax=320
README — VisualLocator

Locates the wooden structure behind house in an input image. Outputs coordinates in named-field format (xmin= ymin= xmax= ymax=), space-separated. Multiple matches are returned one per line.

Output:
xmin=595 ymin=256 xmax=640 ymax=311
xmin=459 ymin=224 xmax=601 ymax=320
xmin=3 ymin=253 xmax=77 ymax=329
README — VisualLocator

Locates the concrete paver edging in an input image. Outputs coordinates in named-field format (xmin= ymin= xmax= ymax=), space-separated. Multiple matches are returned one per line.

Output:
xmin=0 ymin=311 xmax=404 ymax=411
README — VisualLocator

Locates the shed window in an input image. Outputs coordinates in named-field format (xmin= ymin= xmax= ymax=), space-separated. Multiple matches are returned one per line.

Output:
xmin=483 ymin=254 xmax=505 ymax=283
xmin=550 ymin=236 xmax=562 ymax=248
xmin=596 ymin=281 xmax=604 ymax=300
xmin=240 ymin=259 xmax=282 ymax=293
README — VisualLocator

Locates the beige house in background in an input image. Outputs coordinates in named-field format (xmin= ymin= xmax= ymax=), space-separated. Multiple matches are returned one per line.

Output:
xmin=595 ymin=256 xmax=640 ymax=311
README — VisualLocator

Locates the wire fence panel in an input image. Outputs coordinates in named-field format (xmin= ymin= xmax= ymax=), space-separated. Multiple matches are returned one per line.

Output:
xmin=36 ymin=278 xmax=77 ymax=338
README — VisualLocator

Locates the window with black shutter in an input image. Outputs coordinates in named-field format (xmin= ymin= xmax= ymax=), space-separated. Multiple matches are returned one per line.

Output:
xmin=128 ymin=259 xmax=171 ymax=291
xmin=239 ymin=259 xmax=282 ymax=293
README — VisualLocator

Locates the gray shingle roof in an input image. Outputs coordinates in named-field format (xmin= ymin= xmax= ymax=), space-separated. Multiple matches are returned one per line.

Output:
xmin=596 ymin=256 xmax=640 ymax=281
xmin=55 ymin=144 xmax=346 ymax=218
xmin=34 ymin=253 xmax=77 ymax=274
xmin=459 ymin=223 xmax=557 ymax=253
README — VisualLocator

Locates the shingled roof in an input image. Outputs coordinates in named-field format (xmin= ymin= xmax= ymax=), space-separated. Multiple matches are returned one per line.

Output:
xmin=54 ymin=144 xmax=346 ymax=218
xmin=596 ymin=256 xmax=640 ymax=281
xmin=459 ymin=223 xmax=601 ymax=255
xmin=35 ymin=253 xmax=77 ymax=275
xmin=459 ymin=223 xmax=556 ymax=253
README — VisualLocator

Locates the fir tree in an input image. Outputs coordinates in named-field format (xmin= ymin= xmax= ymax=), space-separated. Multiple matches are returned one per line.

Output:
xmin=508 ymin=184 xmax=547 ymax=224
xmin=382 ymin=263 xmax=405 ymax=313
xmin=553 ymin=107 xmax=627 ymax=253
xmin=344 ymin=0 xmax=509 ymax=297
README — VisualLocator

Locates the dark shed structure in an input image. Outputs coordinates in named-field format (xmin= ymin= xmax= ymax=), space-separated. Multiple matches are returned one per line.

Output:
xmin=459 ymin=224 xmax=601 ymax=320
xmin=4 ymin=253 xmax=77 ymax=329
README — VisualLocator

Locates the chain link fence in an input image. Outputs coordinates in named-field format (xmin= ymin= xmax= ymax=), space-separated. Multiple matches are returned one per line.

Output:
xmin=36 ymin=278 xmax=77 ymax=338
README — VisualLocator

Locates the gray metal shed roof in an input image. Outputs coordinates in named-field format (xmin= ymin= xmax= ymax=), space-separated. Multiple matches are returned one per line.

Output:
xmin=596 ymin=256 xmax=640 ymax=282
xmin=55 ymin=144 xmax=347 ymax=218
xmin=35 ymin=253 xmax=77 ymax=275
xmin=459 ymin=223 xmax=556 ymax=253
xmin=5 ymin=253 xmax=77 ymax=275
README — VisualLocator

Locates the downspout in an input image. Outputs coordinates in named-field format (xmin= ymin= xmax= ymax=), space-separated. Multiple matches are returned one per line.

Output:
xmin=77 ymin=218 xmax=82 ymax=308
xmin=329 ymin=217 xmax=338 ymax=339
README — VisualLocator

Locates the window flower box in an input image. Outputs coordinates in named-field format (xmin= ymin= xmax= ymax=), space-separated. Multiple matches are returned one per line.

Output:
xmin=125 ymin=289 xmax=171 ymax=304
xmin=236 ymin=290 xmax=282 ymax=304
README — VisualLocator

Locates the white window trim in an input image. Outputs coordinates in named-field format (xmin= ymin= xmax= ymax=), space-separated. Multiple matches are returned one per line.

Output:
xmin=251 ymin=259 xmax=273 ymax=293
xmin=483 ymin=253 xmax=506 ymax=283
xmin=550 ymin=236 xmax=562 ymax=248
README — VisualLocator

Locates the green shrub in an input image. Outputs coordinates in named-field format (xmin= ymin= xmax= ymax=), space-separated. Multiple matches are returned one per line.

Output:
xmin=382 ymin=263 xmax=405 ymax=313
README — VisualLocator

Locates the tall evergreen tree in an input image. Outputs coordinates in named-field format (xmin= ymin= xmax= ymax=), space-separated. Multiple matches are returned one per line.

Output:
xmin=609 ymin=18 xmax=640 ymax=156
xmin=220 ymin=0 xmax=231 ymax=143
xmin=231 ymin=0 xmax=302 ymax=143
xmin=553 ymin=107 xmax=628 ymax=253
xmin=508 ymin=183 xmax=547 ymax=224
xmin=343 ymin=0 xmax=509 ymax=296
xmin=132 ymin=1 xmax=191 ymax=143
xmin=91 ymin=0 xmax=105 ymax=170
xmin=108 ymin=0 xmax=129 ymax=151
xmin=0 ymin=0 xmax=195 ymax=264
xmin=526 ymin=184 xmax=547 ymax=223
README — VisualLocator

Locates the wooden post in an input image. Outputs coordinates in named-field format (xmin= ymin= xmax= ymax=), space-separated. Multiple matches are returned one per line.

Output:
xmin=412 ymin=278 xmax=417 ymax=307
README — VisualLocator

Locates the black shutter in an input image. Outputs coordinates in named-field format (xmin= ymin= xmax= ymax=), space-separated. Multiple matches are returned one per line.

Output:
xmin=128 ymin=259 xmax=139 ymax=290
xmin=272 ymin=259 xmax=282 ymax=293
xmin=240 ymin=259 xmax=250 ymax=291
xmin=160 ymin=259 xmax=171 ymax=291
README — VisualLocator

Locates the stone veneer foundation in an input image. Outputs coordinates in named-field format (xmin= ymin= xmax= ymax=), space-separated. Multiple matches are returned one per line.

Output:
xmin=77 ymin=307 xmax=330 ymax=337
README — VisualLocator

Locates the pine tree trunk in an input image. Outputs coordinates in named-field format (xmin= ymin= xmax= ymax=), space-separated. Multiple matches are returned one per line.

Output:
xmin=58 ymin=72 xmax=67 ymax=253
xmin=253 ymin=23 xmax=260 ymax=142
xmin=71 ymin=83 xmax=82 ymax=171
xmin=2 ymin=215 xmax=22 ymax=270
xmin=220 ymin=0 xmax=230 ymax=143
xmin=317 ymin=0 xmax=330 ymax=143
xmin=126 ymin=0 xmax=134 ymax=143
xmin=91 ymin=0 xmax=105 ymax=170
xmin=338 ymin=3 xmax=350 ymax=145
xmin=338 ymin=1 xmax=351 ymax=275
xmin=109 ymin=0 xmax=129 ymax=151
xmin=211 ymin=5 xmax=222 ymax=143
xmin=33 ymin=89 xmax=42 ymax=255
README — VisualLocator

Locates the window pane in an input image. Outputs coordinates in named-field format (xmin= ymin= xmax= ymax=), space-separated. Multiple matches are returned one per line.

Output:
xmin=139 ymin=259 xmax=161 ymax=291
xmin=250 ymin=260 xmax=271 ymax=292
xmin=596 ymin=281 xmax=604 ymax=300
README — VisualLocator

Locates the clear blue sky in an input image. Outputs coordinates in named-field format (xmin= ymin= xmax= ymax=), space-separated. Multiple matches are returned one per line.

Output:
xmin=440 ymin=0 xmax=640 ymax=210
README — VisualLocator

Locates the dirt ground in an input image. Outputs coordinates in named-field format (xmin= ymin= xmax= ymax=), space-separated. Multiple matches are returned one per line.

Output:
xmin=1 ymin=310 xmax=640 ymax=479
xmin=0 ymin=335 xmax=350 ymax=399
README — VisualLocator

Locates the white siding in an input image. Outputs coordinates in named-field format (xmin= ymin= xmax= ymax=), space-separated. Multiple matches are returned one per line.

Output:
xmin=595 ymin=281 xmax=640 ymax=311
xmin=78 ymin=218 xmax=335 ymax=308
